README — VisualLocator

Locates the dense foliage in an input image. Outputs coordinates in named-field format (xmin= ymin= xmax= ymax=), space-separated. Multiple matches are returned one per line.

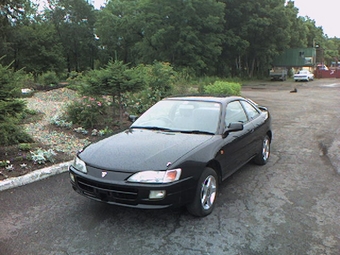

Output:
xmin=65 ymin=61 xmax=176 ymax=128
xmin=1 ymin=0 xmax=339 ymax=79
xmin=204 ymin=81 xmax=241 ymax=96
xmin=66 ymin=95 xmax=110 ymax=129
xmin=1 ymin=0 xmax=340 ymax=145
xmin=0 ymin=63 xmax=33 ymax=145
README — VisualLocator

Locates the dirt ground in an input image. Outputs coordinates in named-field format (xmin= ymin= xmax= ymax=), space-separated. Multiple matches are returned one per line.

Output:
xmin=0 ymin=88 xmax=124 ymax=180
xmin=242 ymin=78 xmax=340 ymax=174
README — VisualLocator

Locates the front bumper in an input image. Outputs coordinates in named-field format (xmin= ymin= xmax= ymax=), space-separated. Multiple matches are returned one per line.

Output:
xmin=294 ymin=76 xmax=308 ymax=81
xmin=69 ymin=166 xmax=196 ymax=209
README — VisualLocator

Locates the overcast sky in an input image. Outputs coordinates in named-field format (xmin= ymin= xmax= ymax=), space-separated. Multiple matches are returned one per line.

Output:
xmin=293 ymin=0 xmax=339 ymax=38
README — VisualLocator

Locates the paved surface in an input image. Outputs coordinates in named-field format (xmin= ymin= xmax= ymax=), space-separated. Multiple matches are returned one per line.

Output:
xmin=0 ymin=79 xmax=339 ymax=255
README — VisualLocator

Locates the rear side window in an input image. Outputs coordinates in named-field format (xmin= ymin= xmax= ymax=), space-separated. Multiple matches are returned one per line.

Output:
xmin=225 ymin=101 xmax=248 ymax=127
xmin=241 ymin=101 xmax=260 ymax=120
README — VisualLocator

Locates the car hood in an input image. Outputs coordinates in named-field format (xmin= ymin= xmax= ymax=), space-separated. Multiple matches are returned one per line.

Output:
xmin=79 ymin=129 xmax=214 ymax=172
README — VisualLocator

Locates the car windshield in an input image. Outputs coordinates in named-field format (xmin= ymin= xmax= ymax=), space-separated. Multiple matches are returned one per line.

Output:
xmin=131 ymin=99 xmax=221 ymax=134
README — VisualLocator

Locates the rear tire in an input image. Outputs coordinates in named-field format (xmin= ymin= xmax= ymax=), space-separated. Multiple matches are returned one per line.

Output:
xmin=253 ymin=135 xmax=271 ymax=165
xmin=186 ymin=167 xmax=218 ymax=217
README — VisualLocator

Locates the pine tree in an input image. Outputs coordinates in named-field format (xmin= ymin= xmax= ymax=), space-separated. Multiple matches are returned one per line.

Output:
xmin=81 ymin=60 xmax=145 ymax=127
xmin=0 ymin=63 xmax=32 ymax=145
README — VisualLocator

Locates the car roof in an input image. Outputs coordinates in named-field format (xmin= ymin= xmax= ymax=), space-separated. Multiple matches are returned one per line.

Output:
xmin=165 ymin=96 xmax=244 ymax=104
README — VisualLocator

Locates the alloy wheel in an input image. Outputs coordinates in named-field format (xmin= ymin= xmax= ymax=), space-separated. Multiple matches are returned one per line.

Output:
xmin=200 ymin=175 xmax=217 ymax=210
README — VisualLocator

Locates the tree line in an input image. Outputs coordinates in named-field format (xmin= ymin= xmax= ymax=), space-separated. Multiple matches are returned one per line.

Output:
xmin=1 ymin=0 xmax=340 ymax=80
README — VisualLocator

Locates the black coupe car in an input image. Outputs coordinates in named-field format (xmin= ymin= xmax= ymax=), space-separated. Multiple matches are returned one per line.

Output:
xmin=69 ymin=96 xmax=272 ymax=217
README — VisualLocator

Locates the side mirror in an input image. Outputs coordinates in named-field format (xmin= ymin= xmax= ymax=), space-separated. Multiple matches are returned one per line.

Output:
xmin=223 ymin=122 xmax=243 ymax=138
xmin=129 ymin=115 xmax=138 ymax=122
xmin=258 ymin=106 xmax=268 ymax=111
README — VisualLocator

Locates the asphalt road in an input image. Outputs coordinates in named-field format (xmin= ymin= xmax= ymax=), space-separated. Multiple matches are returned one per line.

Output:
xmin=0 ymin=79 xmax=339 ymax=255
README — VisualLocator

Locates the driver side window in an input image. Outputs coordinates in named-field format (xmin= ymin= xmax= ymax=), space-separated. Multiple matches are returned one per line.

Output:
xmin=225 ymin=101 xmax=248 ymax=127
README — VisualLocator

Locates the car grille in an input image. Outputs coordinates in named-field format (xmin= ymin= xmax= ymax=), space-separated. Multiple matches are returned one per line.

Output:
xmin=76 ymin=176 xmax=138 ymax=205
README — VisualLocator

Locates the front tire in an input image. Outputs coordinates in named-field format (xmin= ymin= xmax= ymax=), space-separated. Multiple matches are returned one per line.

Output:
xmin=186 ymin=167 xmax=218 ymax=217
xmin=253 ymin=135 xmax=271 ymax=165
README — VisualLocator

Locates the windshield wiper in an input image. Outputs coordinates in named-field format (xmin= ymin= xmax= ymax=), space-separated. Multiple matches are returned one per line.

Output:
xmin=177 ymin=130 xmax=215 ymax=135
xmin=131 ymin=126 xmax=214 ymax=135
xmin=130 ymin=126 xmax=173 ymax=132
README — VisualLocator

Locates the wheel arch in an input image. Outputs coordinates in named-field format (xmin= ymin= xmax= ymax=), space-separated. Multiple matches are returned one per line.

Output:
xmin=267 ymin=130 xmax=273 ymax=142
xmin=206 ymin=159 xmax=222 ymax=184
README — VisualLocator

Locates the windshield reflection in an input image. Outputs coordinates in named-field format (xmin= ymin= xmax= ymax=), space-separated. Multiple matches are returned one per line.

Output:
xmin=131 ymin=99 xmax=221 ymax=134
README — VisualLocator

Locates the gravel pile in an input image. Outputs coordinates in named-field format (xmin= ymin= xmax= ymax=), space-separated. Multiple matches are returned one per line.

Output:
xmin=24 ymin=88 xmax=90 ymax=156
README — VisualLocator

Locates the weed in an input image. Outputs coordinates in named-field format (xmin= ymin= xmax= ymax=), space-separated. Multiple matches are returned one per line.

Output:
xmin=18 ymin=143 xmax=32 ymax=151
xmin=0 ymin=160 xmax=11 ymax=167
xmin=50 ymin=114 xmax=73 ymax=129
xmin=30 ymin=148 xmax=57 ymax=164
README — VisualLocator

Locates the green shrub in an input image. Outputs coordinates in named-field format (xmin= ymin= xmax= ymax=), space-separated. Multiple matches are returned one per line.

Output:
xmin=25 ymin=108 xmax=38 ymax=115
xmin=37 ymin=71 xmax=59 ymax=86
xmin=66 ymin=71 xmax=84 ymax=90
xmin=203 ymin=81 xmax=241 ymax=96
xmin=143 ymin=62 xmax=175 ymax=98
xmin=21 ymin=73 xmax=35 ymax=88
xmin=66 ymin=96 xmax=108 ymax=129
xmin=20 ymin=108 xmax=39 ymax=120
xmin=18 ymin=143 xmax=32 ymax=151
xmin=126 ymin=87 xmax=163 ymax=115
xmin=0 ymin=63 xmax=32 ymax=146
xmin=125 ymin=62 xmax=177 ymax=115
xmin=0 ymin=122 xmax=33 ymax=146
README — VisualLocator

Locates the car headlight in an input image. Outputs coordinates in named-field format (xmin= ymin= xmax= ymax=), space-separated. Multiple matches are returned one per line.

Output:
xmin=72 ymin=156 xmax=87 ymax=173
xmin=127 ymin=169 xmax=181 ymax=183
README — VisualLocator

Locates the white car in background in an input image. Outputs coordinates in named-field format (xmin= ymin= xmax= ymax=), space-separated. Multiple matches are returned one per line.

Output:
xmin=294 ymin=70 xmax=314 ymax=82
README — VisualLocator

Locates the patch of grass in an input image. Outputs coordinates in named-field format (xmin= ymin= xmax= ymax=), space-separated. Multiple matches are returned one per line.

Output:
xmin=18 ymin=143 xmax=32 ymax=151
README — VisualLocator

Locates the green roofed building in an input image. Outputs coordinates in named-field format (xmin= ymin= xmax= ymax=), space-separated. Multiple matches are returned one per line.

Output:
xmin=272 ymin=48 xmax=316 ymax=67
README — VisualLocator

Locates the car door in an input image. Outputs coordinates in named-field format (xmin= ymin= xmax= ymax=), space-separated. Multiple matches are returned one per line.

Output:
xmin=240 ymin=100 xmax=268 ymax=157
xmin=240 ymin=100 xmax=262 ymax=155
xmin=218 ymin=100 xmax=254 ymax=179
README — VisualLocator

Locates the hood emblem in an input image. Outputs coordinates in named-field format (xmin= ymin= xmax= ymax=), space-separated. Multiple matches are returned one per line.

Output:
xmin=102 ymin=171 xmax=108 ymax=178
